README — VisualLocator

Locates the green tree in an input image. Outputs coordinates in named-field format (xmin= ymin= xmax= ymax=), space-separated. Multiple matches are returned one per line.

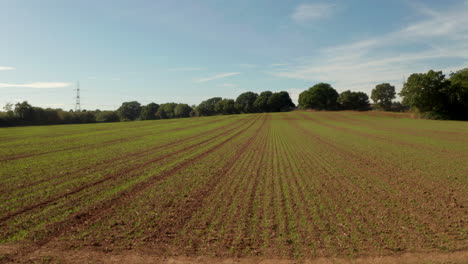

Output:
xmin=399 ymin=70 xmax=467 ymax=119
xmin=338 ymin=90 xmax=370 ymax=110
xmin=447 ymin=68 xmax=468 ymax=119
xmin=140 ymin=103 xmax=159 ymax=120
xmin=96 ymin=111 xmax=120 ymax=122
xmin=450 ymin=68 xmax=468 ymax=89
xmin=117 ymin=101 xmax=142 ymax=121
xmin=155 ymin=108 xmax=167 ymax=119
xmin=72 ymin=111 xmax=96 ymax=123
xmin=254 ymin=91 xmax=273 ymax=112
xmin=390 ymin=102 xmax=410 ymax=112
xmin=267 ymin=91 xmax=295 ymax=112
xmin=156 ymin=103 xmax=177 ymax=119
xmin=33 ymin=108 xmax=61 ymax=125
xmin=215 ymin=99 xmax=238 ymax=115
xmin=371 ymin=83 xmax=396 ymax=111
xmin=298 ymin=83 xmax=339 ymax=110
xmin=3 ymin=103 xmax=14 ymax=118
xmin=3 ymin=103 xmax=13 ymax=112
xmin=14 ymin=101 xmax=35 ymax=122
xmin=174 ymin=104 xmax=192 ymax=118
xmin=0 ymin=103 xmax=16 ymax=126
xmin=196 ymin=97 xmax=222 ymax=116
xmin=236 ymin=92 xmax=258 ymax=113
xmin=400 ymin=70 xmax=449 ymax=114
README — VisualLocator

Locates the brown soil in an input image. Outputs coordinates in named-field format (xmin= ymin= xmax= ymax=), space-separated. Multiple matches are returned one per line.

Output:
xmin=2 ymin=246 xmax=466 ymax=264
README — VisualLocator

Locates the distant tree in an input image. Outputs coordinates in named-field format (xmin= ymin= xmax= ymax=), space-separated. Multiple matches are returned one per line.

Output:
xmin=33 ymin=107 xmax=61 ymax=125
xmin=268 ymin=91 xmax=295 ymax=112
xmin=156 ymin=103 xmax=177 ymax=119
xmin=254 ymin=91 xmax=273 ymax=112
xmin=155 ymin=108 xmax=167 ymax=119
xmin=73 ymin=111 xmax=96 ymax=123
xmin=0 ymin=103 xmax=16 ymax=126
xmin=399 ymin=70 xmax=468 ymax=119
xmin=215 ymin=99 xmax=238 ymax=115
xmin=298 ymin=83 xmax=339 ymax=110
xmin=450 ymin=68 xmax=468 ymax=89
xmin=58 ymin=111 xmax=96 ymax=124
xmin=14 ymin=101 xmax=35 ymax=122
xmin=117 ymin=101 xmax=142 ymax=121
xmin=3 ymin=103 xmax=13 ymax=113
xmin=189 ymin=105 xmax=197 ymax=117
xmin=338 ymin=90 xmax=370 ymax=110
xmin=236 ymin=92 xmax=258 ymax=113
xmin=447 ymin=68 xmax=468 ymax=119
xmin=400 ymin=70 xmax=449 ymax=114
xmin=0 ymin=114 xmax=8 ymax=127
xmin=96 ymin=111 xmax=120 ymax=122
xmin=2 ymin=103 xmax=14 ymax=118
xmin=57 ymin=111 xmax=74 ymax=124
xmin=214 ymin=99 xmax=224 ymax=114
xmin=140 ymin=103 xmax=159 ymax=120
xmin=371 ymin=83 xmax=396 ymax=111
xmin=390 ymin=102 xmax=410 ymax=112
xmin=196 ymin=97 xmax=222 ymax=116
xmin=174 ymin=103 xmax=192 ymax=118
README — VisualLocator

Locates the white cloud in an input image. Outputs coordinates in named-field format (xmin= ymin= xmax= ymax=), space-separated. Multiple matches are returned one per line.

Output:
xmin=292 ymin=3 xmax=335 ymax=22
xmin=195 ymin=72 xmax=240 ymax=83
xmin=274 ymin=3 xmax=468 ymax=95
xmin=0 ymin=82 xmax=72 ymax=88
xmin=0 ymin=66 xmax=15 ymax=71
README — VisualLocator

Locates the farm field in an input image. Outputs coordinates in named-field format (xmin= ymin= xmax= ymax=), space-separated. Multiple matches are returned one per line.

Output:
xmin=0 ymin=111 xmax=467 ymax=263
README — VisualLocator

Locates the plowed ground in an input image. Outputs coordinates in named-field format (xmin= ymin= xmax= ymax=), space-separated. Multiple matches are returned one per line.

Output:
xmin=0 ymin=111 xmax=467 ymax=263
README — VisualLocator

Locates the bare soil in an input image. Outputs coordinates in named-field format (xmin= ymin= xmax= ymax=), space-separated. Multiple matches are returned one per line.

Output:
xmin=2 ymin=245 xmax=467 ymax=264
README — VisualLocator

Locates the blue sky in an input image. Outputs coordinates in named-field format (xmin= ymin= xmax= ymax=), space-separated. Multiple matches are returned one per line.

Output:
xmin=1 ymin=0 xmax=467 ymax=110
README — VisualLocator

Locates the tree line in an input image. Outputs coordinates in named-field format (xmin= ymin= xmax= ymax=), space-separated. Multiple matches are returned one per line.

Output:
xmin=0 ymin=91 xmax=295 ymax=126
xmin=1 ymin=67 xmax=466 ymax=126
xmin=297 ymin=68 xmax=467 ymax=120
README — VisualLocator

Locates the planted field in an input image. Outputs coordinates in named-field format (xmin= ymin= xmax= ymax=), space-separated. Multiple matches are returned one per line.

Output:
xmin=0 ymin=111 xmax=467 ymax=263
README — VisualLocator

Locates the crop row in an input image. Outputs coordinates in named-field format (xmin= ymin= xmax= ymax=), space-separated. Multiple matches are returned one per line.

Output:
xmin=0 ymin=111 xmax=466 ymax=261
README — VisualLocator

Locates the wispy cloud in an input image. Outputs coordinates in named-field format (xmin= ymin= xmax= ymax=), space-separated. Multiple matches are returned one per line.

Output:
xmin=0 ymin=66 xmax=15 ymax=71
xmin=167 ymin=67 xmax=203 ymax=71
xmin=219 ymin=83 xmax=237 ymax=87
xmin=195 ymin=72 xmax=240 ymax=83
xmin=42 ymin=103 xmax=66 ymax=108
xmin=271 ymin=63 xmax=289 ymax=67
xmin=292 ymin=3 xmax=335 ymax=22
xmin=237 ymin=64 xmax=257 ymax=68
xmin=274 ymin=2 xmax=468 ymax=94
xmin=0 ymin=82 xmax=72 ymax=88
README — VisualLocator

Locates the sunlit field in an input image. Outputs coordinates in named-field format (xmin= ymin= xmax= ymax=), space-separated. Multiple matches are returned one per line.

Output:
xmin=0 ymin=111 xmax=467 ymax=263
